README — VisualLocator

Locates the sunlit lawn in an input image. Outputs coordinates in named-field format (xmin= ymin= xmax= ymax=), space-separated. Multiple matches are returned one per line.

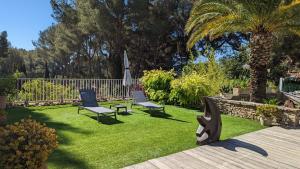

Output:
xmin=7 ymin=102 xmax=265 ymax=169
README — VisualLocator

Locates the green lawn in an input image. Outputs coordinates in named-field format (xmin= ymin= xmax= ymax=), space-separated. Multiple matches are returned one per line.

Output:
xmin=7 ymin=102 xmax=265 ymax=169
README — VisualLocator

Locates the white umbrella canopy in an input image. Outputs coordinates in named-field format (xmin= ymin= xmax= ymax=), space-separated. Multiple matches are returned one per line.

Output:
xmin=123 ymin=50 xmax=132 ymax=87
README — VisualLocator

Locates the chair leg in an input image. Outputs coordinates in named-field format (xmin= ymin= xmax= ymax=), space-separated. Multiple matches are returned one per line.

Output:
xmin=114 ymin=112 xmax=117 ymax=120
xmin=97 ymin=114 xmax=99 ymax=122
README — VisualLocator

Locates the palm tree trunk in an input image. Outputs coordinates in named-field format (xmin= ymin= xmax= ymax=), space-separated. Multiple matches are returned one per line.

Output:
xmin=249 ymin=32 xmax=273 ymax=103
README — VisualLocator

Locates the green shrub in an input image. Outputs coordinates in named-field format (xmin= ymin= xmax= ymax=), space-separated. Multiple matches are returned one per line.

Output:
xmin=0 ymin=110 xmax=7 ymax=126
xmin=0 ymin=118 xmax=58 ymax=169
xmin=0 ymin=110 xmax=6 ymax=116
xmin=0 ymin=77 xmax=17 ymax=96
xmin=170 ymin=52 xmax=225 ymax=106
xmin=169 ymin=73 xmax=213 ymax=106
xmin=267 ymin=81 xmax=277 ymax=90
xmin=141 ymin=69 xmax=175 ymax=102
xmin=256 ymin=105 xmax=280 ymax=118
xmin=18 ymin=80 xmax=78 ymax=102
xmin=221 ymin=78 xmax=250 ymax=93
xmin=263 ymin=98 xmax=279 ymax=105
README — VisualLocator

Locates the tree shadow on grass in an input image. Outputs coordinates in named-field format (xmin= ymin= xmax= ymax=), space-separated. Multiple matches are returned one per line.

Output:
xmin=143 ymin=109 xmax=190 ymax=123
xmin=210 ymin=139 xmax=268 ymax=157
xmin=6 ymin=106 xmax=91 ymax=168
xmin=84 ymin=114 xmax=124 ymax=125
xmin=48 ymin=149 xmax=90 ymax=169
xmin=117 ymin=111 xmax=133 ymax=116
xmin=26 ymin=104 xmax=75 ymax=111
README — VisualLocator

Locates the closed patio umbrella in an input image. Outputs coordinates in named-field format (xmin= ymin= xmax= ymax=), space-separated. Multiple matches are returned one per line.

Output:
xmin=123 ymin=50 xmax=132 ymax=98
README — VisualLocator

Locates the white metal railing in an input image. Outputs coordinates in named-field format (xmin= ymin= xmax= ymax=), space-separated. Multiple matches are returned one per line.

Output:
xmin=15 ymin=78 xmax=140 ymax=103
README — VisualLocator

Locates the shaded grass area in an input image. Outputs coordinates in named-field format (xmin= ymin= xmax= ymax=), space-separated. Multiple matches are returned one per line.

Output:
xmin=7 ymin=102 xmax=265 ymax=169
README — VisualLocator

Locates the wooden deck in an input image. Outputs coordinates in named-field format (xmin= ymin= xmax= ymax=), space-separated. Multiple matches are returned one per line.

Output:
xmin=124 ymin=127 xmax=300 ymax=169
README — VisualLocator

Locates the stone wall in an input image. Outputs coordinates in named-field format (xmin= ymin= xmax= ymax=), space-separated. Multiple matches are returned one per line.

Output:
xmin=211 ymin=97 xmax=300 ymax=127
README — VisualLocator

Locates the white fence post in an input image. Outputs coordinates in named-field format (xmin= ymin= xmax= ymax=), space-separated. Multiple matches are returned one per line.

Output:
xmin=15 ymin=78 xmax=139 ymax=104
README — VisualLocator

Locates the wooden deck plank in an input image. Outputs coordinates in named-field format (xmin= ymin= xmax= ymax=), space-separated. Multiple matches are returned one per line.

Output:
xmin=154 ymin=157 xmax=182 ymax=169
xmin=165 ymin=152 xmax=216 ymax=169
xmin=129 ymin=161 xmax=158 ymax=169
xmin=205 ymin=140 xmax=279 ymax=169
xmin=196 ymin=143 xmax=266 ymax=169
xmin=238 ymin=136 xmax=300 ymax=166
xmin=183 ymin=149 xmax=240 ymax=169
xmin=268 ymin=127 xmax=300 ymax=136
xmin=148 ymin=158 xmax=173 ymax=169
xmin=184 ymin=148 xmax=243 ymax=169
xmin=225 ymin=139 xmax=298 ymax=169
xmin=260 ymin=129 xmax=300 ymax=144
xmin=123 ymin=127 xmax=300 ymax=169
xmin=239 ymin=134 xmax=300 ymax=155
xmin=259 ymin=131 xmax=300 ymax=146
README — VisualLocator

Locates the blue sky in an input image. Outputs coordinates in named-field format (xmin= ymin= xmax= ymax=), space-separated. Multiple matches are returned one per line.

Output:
xmin=0 ymin=0 xmax=54 ymax=50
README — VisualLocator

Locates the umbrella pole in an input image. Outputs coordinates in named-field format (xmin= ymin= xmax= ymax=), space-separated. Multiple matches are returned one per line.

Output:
xmin=126 ymin=86 xmax=130 ymax=112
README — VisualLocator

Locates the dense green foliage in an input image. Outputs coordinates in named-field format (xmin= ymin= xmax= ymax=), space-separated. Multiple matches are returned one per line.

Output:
xmin=141 ymin=51 xmax=225 ymax=106
xmin=185 ymin=0 xmax=300 ymax=49
xmin=220 ymin=48 xmax=250 ymax=79
xmin=0 ymin=118 xmax=58 ymax=169
xmin=263 ymin=98 xmax=279 ymax=105
xmin=170 ymin=53 xmax=225 ymax=106
xmin=221 ymin=78 xmax=250 ymax=93
xmin=18 ymin=80 xmax=78 ymax=101
xmin=169 ymin=73 xmax=212 ymax=106
xmin=0 ymin=31 xmax=9 ymax=60
xmin=6 ymin=103 xmax=264 ymax=169
xmin=30 ymin=0 xmax=193 ymax=78
xmin=0 ymin=77 xmax=17 ymax=96
xmin=186 ymin=0 xmax=300 ymax=102
xmin=141 ymin=70 xmax=175 ymax=103
xmin=256 ymin=105 xmax=279 ymax=118
xmin=270 ymin=35 xmax=300 ymax=82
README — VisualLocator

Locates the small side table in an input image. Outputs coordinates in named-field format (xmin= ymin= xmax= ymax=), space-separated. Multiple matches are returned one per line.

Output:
xmin=110 ymin=104 xmax=128 ymax=114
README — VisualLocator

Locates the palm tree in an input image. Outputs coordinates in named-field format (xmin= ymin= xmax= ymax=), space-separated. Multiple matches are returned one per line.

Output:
xmin=185 ymin=0 xmax=300 ymax=102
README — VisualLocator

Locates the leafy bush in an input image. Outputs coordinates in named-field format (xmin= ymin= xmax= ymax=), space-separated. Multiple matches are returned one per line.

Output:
xmin=263 ymin=98 xmax=279 ymax=105
xmin=267 ymin=81 xmax=277 ymax=90
xmin=171 ymin=52 xmax=225 ymax=106
xmin=0 ymin=77 xmax=17 ymax=96
xmin=169 ymin=73 xmax=213 ymax=106
xmin=0 ymin=110 xmax=7 ymax=126
xmin=219 ymin=47 xmax=250 ymax=79
xmin=256 ymin=105 xmax=280 ymax=118
xmin=141 ymin=69 xmax=175 ymax=102
xmin=18 ymin=80 xmax=78 ymax=102
xmin=0 ymin=110 xmax=6 ymax=116
xmin=0 ymin=118 xmax=58 ymax=169
xmin=221 ymin=78 xmax=250 ymax=93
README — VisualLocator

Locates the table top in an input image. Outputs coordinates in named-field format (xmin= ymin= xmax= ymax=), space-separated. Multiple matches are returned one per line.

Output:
xmin=113 ymin=104 xmax=127 ymax=108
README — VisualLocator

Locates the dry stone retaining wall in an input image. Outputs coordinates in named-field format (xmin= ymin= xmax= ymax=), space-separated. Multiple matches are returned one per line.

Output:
xmin=211 ymin=97 xmax=300 ymax=127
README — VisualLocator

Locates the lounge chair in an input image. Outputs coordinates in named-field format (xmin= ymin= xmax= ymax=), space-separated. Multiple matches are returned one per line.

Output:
xmin=78 ymin=89 xmax=117 ymax=121
xmin=131 ymin=90 xmax=165 ymax=112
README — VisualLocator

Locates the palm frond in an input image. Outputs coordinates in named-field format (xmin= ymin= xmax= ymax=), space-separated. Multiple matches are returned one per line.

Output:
xmin=186 ymin=0 xmax=300 ymax=49
xmin=279 ymin=0 xmax=300 ymax=11
xmin=290 ymin=27 xmax=300 ymax=36
xmin=186 ymin=1 xmax=235 ymax=33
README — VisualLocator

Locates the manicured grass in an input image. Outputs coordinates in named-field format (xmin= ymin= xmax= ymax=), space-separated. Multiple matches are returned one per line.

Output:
xmin=7 ymin=102 xmax=265 ymax=169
